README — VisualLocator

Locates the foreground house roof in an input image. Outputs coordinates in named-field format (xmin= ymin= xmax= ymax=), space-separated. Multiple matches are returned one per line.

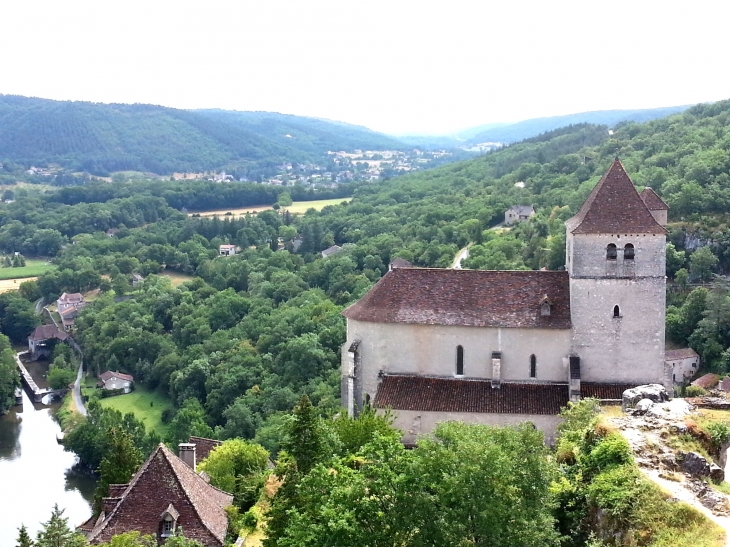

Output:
xmin=566 ymin=159 xmax=666 ymax=235
xmin=691 ymin=373 xmax=720 ymax=390
xmin=87 ymin=444 xmax=233 ymax=546
xmin=189 ymin=436 xmax=222 ymax=463
xmin=342 ymin=268 xmax=571 ymax=329
xmin=373 ymin=375 xmax=570 ymax=414
xmin=29 ymin=324 xmax=69 ymax=342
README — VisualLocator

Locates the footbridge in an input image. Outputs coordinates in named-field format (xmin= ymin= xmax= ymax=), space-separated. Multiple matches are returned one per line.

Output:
xmin=14 ymin=351 xmax=67 ymax=403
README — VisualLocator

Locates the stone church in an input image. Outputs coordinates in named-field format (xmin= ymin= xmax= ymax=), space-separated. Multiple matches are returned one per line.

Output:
xmin=340 ymin=159 xmax=672 ymax=443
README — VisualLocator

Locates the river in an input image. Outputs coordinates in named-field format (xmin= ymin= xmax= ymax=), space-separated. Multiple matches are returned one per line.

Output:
xmin=0 ymin=389 xmax=95 ymax=544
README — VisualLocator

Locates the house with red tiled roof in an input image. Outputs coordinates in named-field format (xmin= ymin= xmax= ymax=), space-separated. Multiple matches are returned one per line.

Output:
xmin=98 ymin=370 xmax=135 ymax=393
xmin=341 ymin=160 xmax=671 ymax=444
xmin=83 ymin=443 xmax=233 ymax=546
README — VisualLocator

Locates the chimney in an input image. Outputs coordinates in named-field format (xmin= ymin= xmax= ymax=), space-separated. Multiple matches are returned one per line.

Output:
xmin=491 ymin=351 xmax=502 ymax=388
xmin=178 ymin=443 xmax=196 ymax=471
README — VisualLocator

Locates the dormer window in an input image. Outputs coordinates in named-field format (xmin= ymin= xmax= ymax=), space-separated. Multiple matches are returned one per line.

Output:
xmin=160 ymin=504 xmax=179 ymax=538
xmin=624 ymin=244 xmax=634 ymax=260
xmin=606 ymin=244 xmax=617 ymax=260
xmin=539 ymin=295 xmax=552 ymax=316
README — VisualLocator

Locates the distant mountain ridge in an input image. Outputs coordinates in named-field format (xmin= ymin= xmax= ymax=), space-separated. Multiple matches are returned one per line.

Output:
xmin=458 ymin=106 xmax=690 ymax=145
xmin=0 ymin=95 xmax=406 ymax=175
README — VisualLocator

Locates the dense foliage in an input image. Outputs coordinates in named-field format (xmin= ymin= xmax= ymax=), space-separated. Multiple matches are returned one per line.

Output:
xmin=0 ymin=95 xmax=406 ymax=175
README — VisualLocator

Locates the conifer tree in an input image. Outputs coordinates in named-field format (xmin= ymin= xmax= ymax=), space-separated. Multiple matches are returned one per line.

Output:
xmin=16 ymin=524 xmax=33 ymax=547
xmin=35 ymin=504 xmax=86 ymax=547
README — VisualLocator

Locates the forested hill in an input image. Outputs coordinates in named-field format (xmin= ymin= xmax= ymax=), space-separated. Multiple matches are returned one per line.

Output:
xmin=0 ymin=95 xmax=405 ymax=175
xmin=460 ymin=105 xmax=690 ymax=145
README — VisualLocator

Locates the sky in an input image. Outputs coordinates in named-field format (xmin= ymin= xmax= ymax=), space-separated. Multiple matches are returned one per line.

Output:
xmin=1 ymin=0 xmax=729 ymax=135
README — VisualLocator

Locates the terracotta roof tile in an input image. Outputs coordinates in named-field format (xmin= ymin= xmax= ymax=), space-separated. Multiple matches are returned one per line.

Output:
xmin=190 ymin=436 xmax=222 ymax=463
xmin=29 ymin=324 xmax=69 ymax=342
xmin=373 ymin=375 xmax=569 ymax=414
xmin=342 ymin=268 xmax=571 ymax=329
xmin=567 ymin=159 xmax=666 ymax=234
xmin=58 ymin=292 xmax=84 ymax=303
xmin=580 ymin=382 xmax=638 ymax=400
xmin=692 ymin=373 xmax=720 ymax=389
xmin=99 ymin=370 xmax=134 ymax=383
xmin=88 ymin=444 xmax=233 ymax=546
xmin=665 ymin=348 xmax=699 ymax=361
xmin=640 ymin=187 xmax=669 ymax=211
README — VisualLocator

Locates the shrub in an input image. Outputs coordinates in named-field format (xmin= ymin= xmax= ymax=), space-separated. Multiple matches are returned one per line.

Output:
xmin=686 ymin=385 xmax=707 ymax=397
xmin=582 ymin=433 xmax=633 ymax=477
xmin=705 ymin=421 xmax=730 ymax=451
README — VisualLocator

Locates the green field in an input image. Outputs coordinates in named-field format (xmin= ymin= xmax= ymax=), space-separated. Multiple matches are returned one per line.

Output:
xmin=98 ymin=384 xmax=173 ymax=437
xmin=285 ymin=198 xmax=352 ymax=214
xmin=0 ymin=258 xmax=55 ymax=280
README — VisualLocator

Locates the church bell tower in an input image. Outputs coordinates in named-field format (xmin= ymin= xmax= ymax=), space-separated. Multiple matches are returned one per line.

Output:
xmin=565 ymin=159 xmax=671 ymax=388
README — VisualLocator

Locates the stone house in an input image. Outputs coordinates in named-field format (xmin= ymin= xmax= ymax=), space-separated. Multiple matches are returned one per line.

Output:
xmin=341 ymin=160 xmax=670 ymax=444
xmin=57 ymin=292 xmax=85 ymax=313
xmin=131 ymin=273 xmax=144 ymax=287
xmin=98 ymin=371 xmax=134 ymax=394
xmin=219 ymin=244 xmax=236 ymax=256
xmin=665 ymin=348 xmax=700 ymax=384
xmin=504 ymin=205 xmax=535 ymax=225
xmin=83 ymin=443 xmax=233 ymax=546
xmin=28 ymin=324 xmax=69 ymax=360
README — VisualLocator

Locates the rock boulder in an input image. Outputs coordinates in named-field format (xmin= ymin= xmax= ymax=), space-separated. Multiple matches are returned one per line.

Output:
xmin=633 ymin=398 xmax=655 ymax=415
xmin=622 ymin=384 xmax=670 ymax=411
xmin=710 ymin=463 xmax=725 ymax=483
xmin=680 ymin=451 xmax=711 ymax=477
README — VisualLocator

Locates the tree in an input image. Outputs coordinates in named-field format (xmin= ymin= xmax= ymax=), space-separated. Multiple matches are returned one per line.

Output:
xmin=666 ymin=243 xmax=686 ymax=278
xmin=690 ymin=246 xmax=719 ymax=282
xmin=16 ymin=524 xmax=33 ymax=547
xmin=95 ymin=427 xmax=143 ymax=513
xmin=165 ymin=398 xmax=214 ymax=447
xmin=35 ymin=504 xmax=87 ymax=547
xmin=283 ymin=395 xmax=325 ymax=475
xmin=197 ymin=438 xmax=269 ymax=510
xmin=0 ymin=333 xmax=19 ymax=413
xmin=47 ymin=366 xmax=76 ymax=390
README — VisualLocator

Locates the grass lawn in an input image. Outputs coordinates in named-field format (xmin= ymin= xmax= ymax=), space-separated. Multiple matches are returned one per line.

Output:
xmin=189 ymin=197 xmax=351 ymax=218
xmin=99 ymin=385 xmax=173 ymax=437
xmin=161 ymin=271 xmax=195 ymax=287
xmin=0 ymin=258 xmax=55 ymax=280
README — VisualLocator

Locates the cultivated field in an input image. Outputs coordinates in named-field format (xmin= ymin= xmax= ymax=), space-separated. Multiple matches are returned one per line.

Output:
xmin=0 ymin=277 xmax=38 ymax=293
xmin=189 ymin=197 xmax=352 ymax=218
xmin=0 ymin=258 xmax=55 ymax=280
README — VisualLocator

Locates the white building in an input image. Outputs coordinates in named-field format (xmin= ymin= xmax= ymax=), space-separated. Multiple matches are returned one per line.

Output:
xmin=219 ymin=244 xmax=236 ymax=256
xmin=665 ymin=348 xmax=700 ymax=384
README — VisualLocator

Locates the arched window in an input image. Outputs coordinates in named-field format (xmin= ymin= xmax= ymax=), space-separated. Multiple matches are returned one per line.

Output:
xmin=613 ymin=305 xmax=620 ymax=318
xmin=606 ymin=244 xmax=617 ymax=260
xmin=529 ymin=354 xmax=537 ymax=378
xmin=364 ymin=393 xmax=371 ymax=407
xmin=624 ymin=243 xmax=635 ymax=260
xmin=456 ymin=345 xmax=464 ymax=376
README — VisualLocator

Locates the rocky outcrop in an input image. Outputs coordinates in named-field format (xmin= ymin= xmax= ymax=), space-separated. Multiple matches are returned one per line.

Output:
xmin=680 ymin=451 xmax=712 ymax=477
xmin=622 ymin=384 xmax=670 ymax=411
xmin=633 ymin=398 xmax=655 ymax=415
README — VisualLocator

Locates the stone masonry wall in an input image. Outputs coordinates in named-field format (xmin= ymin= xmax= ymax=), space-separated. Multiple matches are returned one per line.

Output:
xmin=345 ymin=319 xmax=573 ymax=411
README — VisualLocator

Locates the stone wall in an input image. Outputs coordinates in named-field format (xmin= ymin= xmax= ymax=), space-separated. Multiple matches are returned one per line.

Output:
xmin=568 ymin=231 xmax=668 ymax=387
xmin=344 ymin=319 xmax=573 ymax=411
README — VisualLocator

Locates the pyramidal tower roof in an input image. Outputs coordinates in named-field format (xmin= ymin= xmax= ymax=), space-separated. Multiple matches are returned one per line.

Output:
xmin=566 ymin=159 xmax=666 ymax=234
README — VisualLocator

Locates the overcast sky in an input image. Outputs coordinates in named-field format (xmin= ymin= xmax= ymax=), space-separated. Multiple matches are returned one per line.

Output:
xmin=1 ymin=0 xmax=728 ymax=135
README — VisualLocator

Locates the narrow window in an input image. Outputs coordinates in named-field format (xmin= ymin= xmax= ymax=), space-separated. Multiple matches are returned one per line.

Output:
xmin=624 ymin=243 xmax=635 ymax=260
xmin=529 ymin=354 xmax=537 ymax=378
xmin=613 ymin=305 xmax=620 ymax=318
xmin=606 ymin=243 xmax=617 ymax=260
xmin=456 ymin=345 xmax=464 ymax=376
xmin=364 ymin=393 xmax=371 ymax=407
xmin=161 ymin=520 xmax=174 ymax=538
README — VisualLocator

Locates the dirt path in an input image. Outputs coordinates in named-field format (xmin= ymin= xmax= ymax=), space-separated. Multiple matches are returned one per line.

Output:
xmin=451 ymin=246 xmax=469 ymax=269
